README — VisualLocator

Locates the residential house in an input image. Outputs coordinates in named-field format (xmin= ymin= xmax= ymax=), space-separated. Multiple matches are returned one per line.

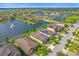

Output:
xmin=30 ymin=31 xmax=49 ymax=44
xmin=0 ymin=44 xmax=21 ymax=56
xmin=40 ymin=29 xmax=56 ymax=37
xmin=47 ymin=23 xmax=65 ymax=32
xmin=15 ymin=37 xmax=37 ymax=56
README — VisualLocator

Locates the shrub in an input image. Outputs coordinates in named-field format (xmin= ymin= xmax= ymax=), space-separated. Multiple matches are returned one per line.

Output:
xmin=57 ymin=51 xmax=64 ymax=56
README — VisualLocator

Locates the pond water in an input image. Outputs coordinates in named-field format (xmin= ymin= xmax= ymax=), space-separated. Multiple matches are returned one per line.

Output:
xmin=54 ymin=13 xmax=71 ymax=20
xmin=0 ymin=19 xmax=48 ymax=46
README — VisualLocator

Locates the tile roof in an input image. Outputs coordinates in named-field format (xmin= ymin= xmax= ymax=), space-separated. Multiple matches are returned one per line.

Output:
xmin=0 ymin=44 xmax=21 ymax=56
xmin=15 ymin=37 xmax=37 ymax=55
xmin=30 ymin=31 xmax=49 ymax=43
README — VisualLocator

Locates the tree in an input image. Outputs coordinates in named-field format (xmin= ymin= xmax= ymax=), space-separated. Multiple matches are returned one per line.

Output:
xmin=36 ymin=45 xmax=51 ymax=56
xmin=67 ymin=39 xmax=71 ymax=43
xmin=5 ymin=37 xmax=14 ymax=44
xmin=57 ymin=51 xmax=64 ymax=56
xmin=72 ymin=32 xmax=75 ymax=35
xmin=65 ymin=43 xmax=69 ymax=48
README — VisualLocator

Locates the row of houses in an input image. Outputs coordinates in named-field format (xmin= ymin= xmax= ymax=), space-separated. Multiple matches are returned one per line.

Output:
xmin=16 ymin=23 xmax=65 ymax=56
xmin=15 ymin=23 xmax=65 ymax=56
xmin=0 ymin=23 xmax=65 ymax=56
xmin=15 ymin=11 xmax=60 ymax=21
xmin=30 ymin=23 xmax=65 ymax=44
xmin=47 ymin=23 xmax=65 ymax=32
xmin=0 ymin=15 xmax=10 ymax=20
xmin=0 ymin=37 xmax=38 ymax=56
xmin=0 ymin=14 xmax=16 ymax=21
xmin=0 ymin=10 xmax=61 ymax=22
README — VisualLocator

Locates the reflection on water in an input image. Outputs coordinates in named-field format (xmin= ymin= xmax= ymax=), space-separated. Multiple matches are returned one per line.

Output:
xmin=10 ymin=23 xmax=15 ymax=29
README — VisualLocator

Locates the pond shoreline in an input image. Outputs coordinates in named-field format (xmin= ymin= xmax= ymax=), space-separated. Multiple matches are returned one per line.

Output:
xmin=0 ymin=19 xmax=48 ymax=46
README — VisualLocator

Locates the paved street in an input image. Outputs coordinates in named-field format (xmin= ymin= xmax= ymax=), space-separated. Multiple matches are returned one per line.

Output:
xmin=49 ymin=22 xmax=79 ymax=56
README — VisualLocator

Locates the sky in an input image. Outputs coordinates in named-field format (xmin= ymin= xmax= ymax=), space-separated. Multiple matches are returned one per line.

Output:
xmin=0 ymin=3 xmax=79 ymax=8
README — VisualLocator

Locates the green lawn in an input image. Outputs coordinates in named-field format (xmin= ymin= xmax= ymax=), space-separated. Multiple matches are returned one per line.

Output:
xmin=69 ymin=42 xmax=79 ymax=53
xmin=16 ymin=18 xmax=35 ymax=24
xmin=75 ymin=30 xmax=79 ymax=37
xmin=35 ymin=44 xmax=51 ymax=56
xmin=64 ymin=39 xmax=79 ymax=53
xmin=64 ymin=39 xmax=72 ymax=49
xmin=73 ymin=28 xmax=79 ymax=41
xmin=63 ymin=15 xmax=79 ymax=23
xmin=48 ymin=37 xmax=59 ymax=46
xmin=60 ymin=25 xmax=69 ymax=35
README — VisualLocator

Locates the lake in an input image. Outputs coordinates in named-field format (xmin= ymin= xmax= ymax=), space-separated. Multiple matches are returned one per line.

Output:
xmin=0 ymin=19 xmax=48 ymax=46
xmin=54 ymin=13 xmax=71 ymax=20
